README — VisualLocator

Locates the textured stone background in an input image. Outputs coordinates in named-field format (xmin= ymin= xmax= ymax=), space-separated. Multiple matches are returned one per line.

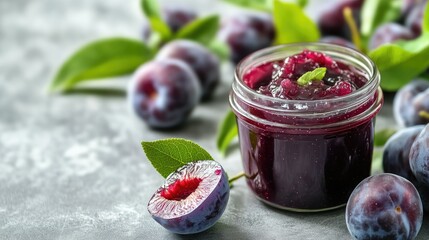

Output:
xmin=0 ymin=0 xmax=427 ymax=239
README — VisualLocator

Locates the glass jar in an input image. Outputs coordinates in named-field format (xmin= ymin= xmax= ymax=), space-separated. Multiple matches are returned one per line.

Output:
xmin=229 ymin=43 xmax=383 ymax=212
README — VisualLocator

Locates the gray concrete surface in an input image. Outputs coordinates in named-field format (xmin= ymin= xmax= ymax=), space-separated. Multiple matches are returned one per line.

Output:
xmin=0 ymin=0 xmax=427 ymax=239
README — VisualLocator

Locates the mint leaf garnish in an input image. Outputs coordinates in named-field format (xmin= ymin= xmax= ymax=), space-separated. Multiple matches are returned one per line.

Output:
xmin=360 ymin=0 xmax=401 ymax=40
xmin=297 ymin=67 xmax=327 ymax=86
xmin=273 ymin=0 xmax=320 ymax=44
xmin=217 ymin=111 xmax=238 ymax=156
xmin=140 ymin=0 xmax=172 ymax=41
xmin=51 ymin=37 xmax=153 ymax=92
xmin=374 ymin=128 xmax=397 ymax=147
xmin=175 ymin=15 xmax=220 ymax=45
xmin=369 ymin=33 xmax=429 ymax=91
xmin=142 ymin=138 xmax=214 ymax=178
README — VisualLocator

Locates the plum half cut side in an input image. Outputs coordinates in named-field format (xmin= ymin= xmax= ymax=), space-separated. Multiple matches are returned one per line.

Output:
xmin=147 ymin=160 xmax=230 ymax=234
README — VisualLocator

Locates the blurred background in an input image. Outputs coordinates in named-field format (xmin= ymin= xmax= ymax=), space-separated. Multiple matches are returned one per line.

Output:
xmin=0 ymin=0 xmax=423 ymax=239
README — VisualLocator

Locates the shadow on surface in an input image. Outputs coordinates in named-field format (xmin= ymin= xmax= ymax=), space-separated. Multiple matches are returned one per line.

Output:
xmin=168 ymin=222 xmax=251 ymax=240
xmin=259 ymin=200 xmax=348 ymax=233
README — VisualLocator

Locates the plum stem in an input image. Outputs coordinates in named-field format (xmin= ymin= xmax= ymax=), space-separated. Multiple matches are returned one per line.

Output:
xmin=228 ymin=171 xmax=245 ymax=188
xmin=419 ymin=110 xmax=429 ymax=120
xmin=343 ymin=7 xmax=362 ymax=52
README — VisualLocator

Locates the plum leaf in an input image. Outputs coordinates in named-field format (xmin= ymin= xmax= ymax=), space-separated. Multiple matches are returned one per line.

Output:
xmin=369 ymin=33 xmax=429 ymax=91
xmin=142 ymin=138 xmax=214 ymax=178
xmin=424 ymin=1 xmax=429 ymax=33
xmin=175 ymin=15 xmax=220 ymax=45
xmin=371 ymin=149 xmax=383 ymax=175
xmin=217 ymin=111 xmax=238 ymax=156
xmin=273 ymin=0 xmax=320 ymax=44
xmin=374 ymin=128 xmax=397 ymax=147
xmin=296 ymin=0 xmax=308 ymax=8
xmin=140 ymin=0 xmax=172 ymax=40
xmin=207 ymin=40 xmax=231 ymax=61
xmin=360 ymin=0 xmax=401 ymax=39
xmin=51 ymin=37 xmax=153 ymax=92
xmin=221 ymin=0 xmax=271 ymax=11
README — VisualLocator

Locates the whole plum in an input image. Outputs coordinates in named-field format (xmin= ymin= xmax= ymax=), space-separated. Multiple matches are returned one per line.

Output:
xmin=415 ymin=181 xmax=429 ymax=212
xmin=369 ymin=23 xmax=416 ymax=50
xmin=402 ymin=0 xmax=426 ymax=17
xmin=318 ymin=0 xmax=364 ymax=39
xmin=410 ymin=124 xmax=429 ymax=186
xmin=394 ymin=79 xmax=429 ymax=127
xmin=218 ymin=13 xmax=274 ymax=64
xmin=127 ymin=59 xmax=201 ymax=129
xmin=156 ymin=40 xmax=220 ymax=101
xmin=346 ymin=173 xmax=423 ymax=240
xmin=142 ymin=7 xmax=197 ymax=41
xmin=405 ymin=1 xmax=427 ymax=36
xmin=383 ymin=125 xmax=424 ymax=183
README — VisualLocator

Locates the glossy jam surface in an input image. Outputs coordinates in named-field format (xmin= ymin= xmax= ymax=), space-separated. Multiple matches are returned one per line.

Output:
xmin=243 ymin=50 xmax=367 ymax=100
xmin=236 ymin=50 xmax=377 ymax=211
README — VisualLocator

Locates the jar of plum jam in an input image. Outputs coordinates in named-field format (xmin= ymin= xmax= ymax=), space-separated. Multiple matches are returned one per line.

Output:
xmin=229 ymin=43 xmax=383 ymax=212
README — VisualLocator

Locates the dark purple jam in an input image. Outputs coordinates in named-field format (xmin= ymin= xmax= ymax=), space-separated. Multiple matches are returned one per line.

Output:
xmin=236 ymin=50 xmax=377 ymax=210
xmin=244 ymin=50 xmax=367 ymax=100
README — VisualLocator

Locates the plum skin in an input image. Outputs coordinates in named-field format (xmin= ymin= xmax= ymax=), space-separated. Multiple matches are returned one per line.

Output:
xmin=148 ymin=161 xmax=230 ymax=234
xmin=317 ymin=0 xmax=364 ymax=39
xmin=383 ymin=125 xmax=424 ymax=183
xmin=156 ymin=40 xmax=220 ymax=101
xmin=218 ymin=13 xmax=274 ymax=64
xmin=405 ymin=1 xmax=427 ymax=36
xmin=127 ymin=59 xmax=201 ymax=129
xmin=410 ymin=124 xmax=429 ymax=186
xmin=369 ymin=23 xmax=416 ymax=50
xmin=346 ymin=173 xmax=423 ymax=240
xmin=394 ymin=79 xmax=429 ymax=127
xmin=163 ymin=7 xmax=197 ymax=33
xmin=142 ymin=7 xmax=197 ymax=41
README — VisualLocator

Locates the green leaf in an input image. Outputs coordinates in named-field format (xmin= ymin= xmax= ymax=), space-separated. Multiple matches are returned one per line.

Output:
xmin=374 ymin=128 xmax=397 ymax=147
xmin=424 ymin=1 xmax=429 ymax=33
xmin=273 ymin=0 xmax=320 ymax=44
xmin=51 ymin=37 xmax=153 ymax=91
xmin=175 ymin=15 xmax=220 ymax=45
xmin=222 ymin=0 xmax=272 ymax=11
xmin=140 ymin=0 xmax=172 ymax=40
xmin=217 ymin=111 xmax=238 ymax=156
xmin=371 ymin=148 xmax=383 ymax=175
xmin=296 ymin=0 xmax=308 ymax=8
xmin=360 ymin=0 xmax=401 ymax=39
xmin=369 ymin=34 xmax=429 ymax=91
xmin=142 ymin=138 xmax=214 ymax=178
xmin=140 ymin=0 xmax=160 ymax=18
xmin=297 ymin=67 xmax=327 ymax=86
xmin=208 ymin=40 xmax=231 ymax=61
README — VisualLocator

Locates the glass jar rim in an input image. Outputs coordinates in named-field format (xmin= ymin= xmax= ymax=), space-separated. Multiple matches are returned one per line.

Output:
xmin=233 ymin=43 xmax=379 ymax=112
xmin=230 ymin=43 xmax=384 ymax=130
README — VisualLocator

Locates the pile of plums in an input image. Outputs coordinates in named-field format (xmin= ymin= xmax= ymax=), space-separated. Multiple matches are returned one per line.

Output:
xmin=346 ymin=78 xmax=429 ymax=239
xmin=384 ymin=79 xmax=429 ymax=198
xmin=129 ymin=7 xmax=276 ymax=129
